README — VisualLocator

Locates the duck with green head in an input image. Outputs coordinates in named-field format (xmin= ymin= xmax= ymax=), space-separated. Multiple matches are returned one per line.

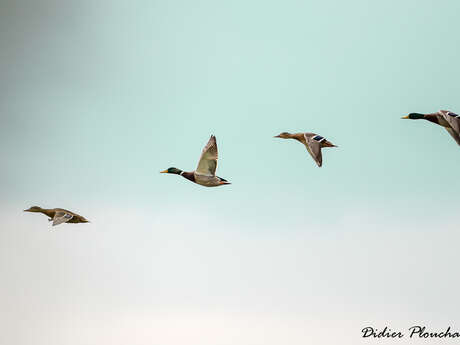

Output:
xmin=24 ymin=206 xmax=90 ymax=227
xmin=161 ymin=135 xmax=231 ymax=187
xmin=274 ymin=132 xmax=337 ymax=167
xmin=402 ymin=110 xmax=460 ymax=145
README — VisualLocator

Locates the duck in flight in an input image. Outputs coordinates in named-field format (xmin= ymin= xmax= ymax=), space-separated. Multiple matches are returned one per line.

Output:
xmin=24 ymin=206 xmax=90 ymax=226
xmin=401 ymin=110 xmax=460 ymax=146
xmin=274 ymin=132 xmax=337 ymax=167
xmin=161 ymin=135 xmax=231 ymax=187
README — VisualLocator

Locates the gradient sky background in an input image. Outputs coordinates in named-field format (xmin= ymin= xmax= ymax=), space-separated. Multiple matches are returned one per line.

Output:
xmin=1 ymin=0 xmax=460 ymax=344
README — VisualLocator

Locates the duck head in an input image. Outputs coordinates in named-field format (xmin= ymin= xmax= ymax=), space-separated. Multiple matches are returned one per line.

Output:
xmin=402 ymin=113 xmax=425 ymax=120
xmin=160 ymin=167 xmax=183 ymax=175
xmin=24 ymin=206 xmax=42 ymax=212
xmin=274 ymin=132 xmax=292 ymax=139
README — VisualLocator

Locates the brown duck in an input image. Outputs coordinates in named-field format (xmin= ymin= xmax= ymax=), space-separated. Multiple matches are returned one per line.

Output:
xmin=24 ymin=206 xmax=90 ymax=226
xmin=274 ymin=132 xmax=337 ymax=167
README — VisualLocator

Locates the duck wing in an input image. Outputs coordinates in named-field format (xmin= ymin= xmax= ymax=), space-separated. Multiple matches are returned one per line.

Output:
xmin=445 ymin=127 xmax=460 ymax=145
xmin=304 ymin=133 xmax=323 ymax=167
xmin=440 ymin=111 xmax=460 ymax=145
xmin=196 ymin=135 xmax=218 ymax=176
xmin=52 ymin=211 xmax=74 ymax=226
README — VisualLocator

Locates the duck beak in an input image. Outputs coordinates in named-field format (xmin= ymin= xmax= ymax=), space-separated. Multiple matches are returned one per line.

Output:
xmin=401 ymin=115 xmax=409 ymax=119
xmin=219 ymin=181 xmax=231 ymax=185
xmin=160 ymin=169 xmax=168 ymax=173
xmin=274 ymin=135 xmax=281 ymax=138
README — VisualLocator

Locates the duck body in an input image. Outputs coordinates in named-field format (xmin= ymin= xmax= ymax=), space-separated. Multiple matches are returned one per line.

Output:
xmin=24 ymin=206 xmax=89 ymax=226
xmin=194 ymin=173 xmax=229 ymax=187
xmin=275 ymin=132 xmax=337 ymax=167
xmin=165 ymin=169 xmax=229 ymax=187
xmin=402 ymin=110 xmax=460 ymax=145
xmin=422 ymin=112 xmax=449 ymax=127
xmin=161 ymin=135 xmax=231 ymax=187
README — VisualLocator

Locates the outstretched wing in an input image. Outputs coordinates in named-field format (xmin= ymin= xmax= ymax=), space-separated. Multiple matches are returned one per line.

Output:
xmin=196 ymin=135 xmax=218 ymax=176
xmin=304 ymin=134 xmax=323 ymax=167
xmin=52 ymin=211 xmax=73 ymax=226
xmin=440 ymin=111 xmax=460 ymax=145
xmin=445 ymin=127 xmax=460 ymax=145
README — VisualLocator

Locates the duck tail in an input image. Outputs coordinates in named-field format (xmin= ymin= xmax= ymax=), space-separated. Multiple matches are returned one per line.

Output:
xmin=323 ymin=140 xmax=337 ymax=148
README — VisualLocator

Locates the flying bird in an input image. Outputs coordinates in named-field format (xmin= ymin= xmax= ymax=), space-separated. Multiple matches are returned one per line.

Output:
xmin=402 ymin=110 xmax=460 ymax=146
xmin=274 ymin=132 xmax=337 ymax=167
xmin=161 ymin=135 xmax=231 ymax=187
xmin=24 ymin=206 xmax=90 ymax=226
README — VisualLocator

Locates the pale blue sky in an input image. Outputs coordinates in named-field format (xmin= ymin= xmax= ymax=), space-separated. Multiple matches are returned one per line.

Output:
xmin=1 ymin=1 xmax=460 ymax=344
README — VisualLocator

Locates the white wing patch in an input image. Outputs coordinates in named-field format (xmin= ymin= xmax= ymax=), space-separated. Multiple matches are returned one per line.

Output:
xmin=312 ymin=135 xmax=326 ymax=143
